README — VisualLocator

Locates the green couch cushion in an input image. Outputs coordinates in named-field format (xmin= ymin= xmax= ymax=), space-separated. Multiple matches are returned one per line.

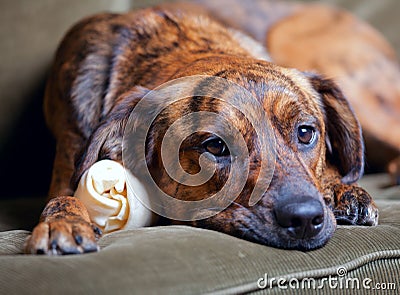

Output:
xmin=0 ymin=200 xmax=399 ymax=294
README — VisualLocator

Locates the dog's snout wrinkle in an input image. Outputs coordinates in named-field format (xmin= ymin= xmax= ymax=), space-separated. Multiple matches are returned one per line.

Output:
xmin=274 ymin=196 xmax=324 ymax=239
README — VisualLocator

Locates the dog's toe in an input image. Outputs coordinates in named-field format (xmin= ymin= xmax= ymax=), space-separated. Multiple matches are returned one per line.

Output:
xmin=357 ymin=203 xmax=379 ymax=226
xmin=25 ymin=217 xmax=100 ymax=255
xmin=25 ymin=222 xmax=50 ymax=254
xmin=71 ymin=223 xmax=100 ymax=253
xmin=333 ymin=186 xmax=378 ymax=226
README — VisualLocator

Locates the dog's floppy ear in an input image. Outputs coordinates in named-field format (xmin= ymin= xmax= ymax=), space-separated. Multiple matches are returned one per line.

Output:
xmin=308 ymin=74 xmax=364 ymax=184
xmin=71 ymin=86 xmax=149 ymax=188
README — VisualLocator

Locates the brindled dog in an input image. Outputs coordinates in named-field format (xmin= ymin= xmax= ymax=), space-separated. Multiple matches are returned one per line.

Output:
xmin=25 ymin=3 xmax=379 ymax=255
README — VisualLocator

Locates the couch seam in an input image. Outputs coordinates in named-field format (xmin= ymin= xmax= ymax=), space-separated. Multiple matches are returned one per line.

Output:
xmin=205 ymin=249 xmax=400 ymax=295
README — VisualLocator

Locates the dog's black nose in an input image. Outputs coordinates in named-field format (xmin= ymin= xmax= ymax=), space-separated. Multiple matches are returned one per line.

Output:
xmin=274 ymin=196 xmax=324 ymax=239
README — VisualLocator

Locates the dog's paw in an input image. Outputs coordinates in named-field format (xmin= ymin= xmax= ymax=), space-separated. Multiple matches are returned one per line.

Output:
xmin=333 ymin=185 xmax=378 ymax=226
xmin=25 ymin=216 xmax=102 ymax=255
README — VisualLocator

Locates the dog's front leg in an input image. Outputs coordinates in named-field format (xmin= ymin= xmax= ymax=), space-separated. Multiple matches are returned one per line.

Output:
xmin=25 ymin=196 xmax=101 ymax=255
xmin=24 ymin=128 xmax=102 ymax=255
xmin=322 ymin=168 xmax=379 ymax=226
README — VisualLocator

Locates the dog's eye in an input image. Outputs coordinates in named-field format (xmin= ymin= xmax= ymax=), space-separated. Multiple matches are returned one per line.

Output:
xmin=203 ymin=137 xmax=229 ymax=156
xmin=297 ymin=125 xmax=315 ymax=145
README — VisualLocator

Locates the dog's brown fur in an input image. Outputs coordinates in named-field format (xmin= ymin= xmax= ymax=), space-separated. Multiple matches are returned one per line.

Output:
xmin=195 ymin=0 xmax=400 ymax=178
xmin=25 ymin=4 xmax=379 ymax=255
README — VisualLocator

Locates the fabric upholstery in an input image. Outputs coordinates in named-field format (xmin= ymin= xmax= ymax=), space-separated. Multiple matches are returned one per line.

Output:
xmin=0 ymin=199 xmax=399 ymax=294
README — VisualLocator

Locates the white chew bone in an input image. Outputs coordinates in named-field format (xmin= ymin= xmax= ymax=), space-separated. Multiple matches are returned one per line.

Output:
xmin=74 ymin=160 xmax=154 ymax=233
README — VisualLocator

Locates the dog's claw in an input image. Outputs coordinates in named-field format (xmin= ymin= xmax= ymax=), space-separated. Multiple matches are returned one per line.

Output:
xmin=92 ymin=225 xmax=103 ymax=239
xmin=25 ymin=217 xmax=101 ymax=255
xmin=333 ymin=185 xmax=378 ymax=226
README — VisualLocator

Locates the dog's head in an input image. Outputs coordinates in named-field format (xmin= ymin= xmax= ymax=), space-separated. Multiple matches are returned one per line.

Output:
xmin=76 ymin=57 xmax=364 ymax=250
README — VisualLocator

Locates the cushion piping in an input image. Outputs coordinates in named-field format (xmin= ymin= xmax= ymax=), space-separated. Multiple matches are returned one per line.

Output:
xmin=207 ymin=249 xmax=400 ymax=294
